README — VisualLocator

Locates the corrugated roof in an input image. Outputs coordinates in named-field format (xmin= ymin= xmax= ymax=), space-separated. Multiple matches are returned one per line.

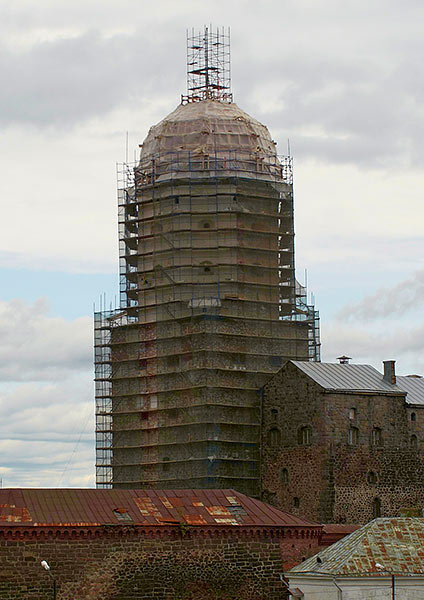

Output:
xmin=0 ymin=488 xmax=320 ymax=529
xmin=289 ymin=518 xmax=424 ymax=575
xmin=397 ymin=375 xmax=424 ymax=406
xmin=292 ymin=362 xmax=406 ymax=395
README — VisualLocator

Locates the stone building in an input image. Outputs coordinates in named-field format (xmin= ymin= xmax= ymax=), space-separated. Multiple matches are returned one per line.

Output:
xmin=0 ymin=487 xmax=322 ymax=600
xmin=261 ymin=359 xmax=424 ymax=524
xmin=94 ymin=27 xmax=320 ymax=495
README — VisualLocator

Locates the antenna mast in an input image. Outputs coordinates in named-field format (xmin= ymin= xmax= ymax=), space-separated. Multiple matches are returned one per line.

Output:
xmin=182 ymin=25 xmax=232 ymax=104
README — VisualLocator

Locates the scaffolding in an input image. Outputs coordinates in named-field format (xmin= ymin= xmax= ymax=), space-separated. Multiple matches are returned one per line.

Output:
xmin=183 ymin=26 xmax=232 ymax=104
xmin=95 ymin=144 xmax=320 ymax=489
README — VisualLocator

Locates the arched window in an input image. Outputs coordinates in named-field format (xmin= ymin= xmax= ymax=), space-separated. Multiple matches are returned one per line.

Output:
xmin=280 ymin=468 xmax=289 ymax=484
xmin=271 ymin=408 xmax=278 ymax=421
xmin=349 ymin=407 xmax=356 ymax=421
xmin=371 ymin=427 xmax=383 ymax=447
xmin=348 ymin=426 xmax=359 ymax=445
xmin=410 ymin=434 xmax=418 ymax=450
xmin=372 ymin=497 xmax=381 ymax=518
xmin=367 ymin=471 xmax=378 ymax=484
xmin=267 ymin=427 xmax=281 ymax=448
xmin=298 ymin=426 xmax=312 ymax=446
xmin=411 ymin=412 xmax=416 ymax=422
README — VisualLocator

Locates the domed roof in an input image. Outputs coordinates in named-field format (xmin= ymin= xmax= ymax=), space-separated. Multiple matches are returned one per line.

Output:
xmin=139 ymin=99 xmax=277 ymax=162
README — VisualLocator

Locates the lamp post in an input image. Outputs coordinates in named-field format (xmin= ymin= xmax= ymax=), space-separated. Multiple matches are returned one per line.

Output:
xmin=375 ymin=562 xmax=395 ymax=600
xmin=41 ymin=560 xmax=57 ymax=600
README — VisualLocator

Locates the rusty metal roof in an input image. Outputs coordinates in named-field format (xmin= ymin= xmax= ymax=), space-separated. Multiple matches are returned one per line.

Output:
xmin=289 ymin=518 xmax=424 ymax=575
xmin=0 ymin=488 xmax=320 ymax=530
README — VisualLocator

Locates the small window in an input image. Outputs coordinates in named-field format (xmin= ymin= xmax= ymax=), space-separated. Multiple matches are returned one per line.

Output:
xmin=371 ymin=427 xmax=383 ymax=447
xmin=271 ymin=408 xmax=278 ymax=421
xmin=293 ymin=497 xmax=300 ymax=508
xmin=411 ymin=434 xmax=418 ymax=450
xmin=174 ymin=196 xmax=179 ymax=205
xmin=349 ymin=408 xmax=356 ymax=420
xmin=372 ymin=497 xmax=381 ymax=518
xmin=298 ymin=426 xmax=312 ymax=446
xmin=203 ymin=221 xmax=211 ymax=229
xmin=162 ymin=457 xmax=170 ymax=472
xmin=411 ymin=412 xmax=416 ymax=422
xmin=348 ymin=427 xmax=359 ymax=445
xmin=367 ymin=471 xmax=378 ymax=484
xmin=267 ymin=427 xmax=281 ymax=448
xmin=280 ymin=468 xmax=289 ymax=484
xmin=204 ymin=266 xmax=211 ymax=273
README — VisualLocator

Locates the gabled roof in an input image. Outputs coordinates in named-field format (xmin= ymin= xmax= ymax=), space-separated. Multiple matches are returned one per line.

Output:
xmin=289 ymin=518 xmax=424 ymax=576
xmin=0 ymin=488 xmax=320 ymax=530
xmin=291 ymin=361 xmax=406 ymax=396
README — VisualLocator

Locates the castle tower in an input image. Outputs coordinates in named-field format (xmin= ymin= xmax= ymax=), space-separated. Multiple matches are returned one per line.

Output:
xmin=95 ymin=27 xmax=320 ymax=495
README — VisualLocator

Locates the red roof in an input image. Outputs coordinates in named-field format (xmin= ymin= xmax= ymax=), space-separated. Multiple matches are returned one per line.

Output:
xmin=0 ymin=488 xmax=320 ymax=530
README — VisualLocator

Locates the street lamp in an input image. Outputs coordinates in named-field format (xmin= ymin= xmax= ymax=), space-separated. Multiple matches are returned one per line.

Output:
xmin=375 ymin=562 xmax=395 ymax=600
xmin=41 ymin=560 xmax=57 ymax=600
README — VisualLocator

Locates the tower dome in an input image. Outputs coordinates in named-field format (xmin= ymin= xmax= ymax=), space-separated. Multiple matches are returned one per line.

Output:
xmin=139 ymin=99 xmax=277 ymax=167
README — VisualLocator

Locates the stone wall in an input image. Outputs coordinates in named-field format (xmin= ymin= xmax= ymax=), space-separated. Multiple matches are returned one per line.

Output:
xmin=261 ymin=362 xmax=424 ymax=524
xmin=0 ymin=527 xmax=293 ymax=600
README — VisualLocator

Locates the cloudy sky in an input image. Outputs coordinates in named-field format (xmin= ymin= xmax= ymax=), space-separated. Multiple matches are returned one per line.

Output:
xmin=1 ymin=0 xmax=423 ymax=488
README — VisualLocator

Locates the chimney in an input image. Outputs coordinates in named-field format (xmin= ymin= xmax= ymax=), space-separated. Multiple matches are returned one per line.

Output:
xmin=337 ymin=356 xmax=351 ymax=364
xmin=383 ymin=360 xmax=396 ymax=384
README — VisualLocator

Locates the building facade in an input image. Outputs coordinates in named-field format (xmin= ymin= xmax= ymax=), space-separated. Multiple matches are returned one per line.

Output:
xmin=95 ymin=28 xmax=320 ymax=494
xmin=261 ymin=359 xmax=424 ymax=524
xmin=286 ymin=517 xmax=424 ymax=599
xmin=0 ymin=487 xmax=322 ymax=600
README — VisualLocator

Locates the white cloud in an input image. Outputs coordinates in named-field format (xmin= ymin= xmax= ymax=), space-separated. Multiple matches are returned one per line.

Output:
xmin=0 ymin=299 xmax=94 ymax=488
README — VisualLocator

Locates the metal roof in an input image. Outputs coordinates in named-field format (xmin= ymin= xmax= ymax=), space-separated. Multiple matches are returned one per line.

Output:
xmin=0 ymin=488 xmax=320 ymax=529
xmin=397 ymin=375 xmax=424 ymax=406
xmin=291 ymin=361 xmax=406 ymax=395
xmin=289 ymin=518 xmax=424 ymax=576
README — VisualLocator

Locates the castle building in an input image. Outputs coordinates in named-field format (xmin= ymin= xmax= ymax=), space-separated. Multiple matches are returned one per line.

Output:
xmin=95 ymin=27 xmax=320 ymax=494
xmin=261 ymin=359 xmax=424 ymax=524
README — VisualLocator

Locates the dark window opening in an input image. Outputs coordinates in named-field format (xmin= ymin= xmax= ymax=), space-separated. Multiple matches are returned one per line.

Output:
xmin=372 ymin=497 xmax=381 ymax=518
xmin=348 ymin=427 xmax=359 ymax=445
xmin=298 ymin=426 xmax=312 ymax=445
xmin=367 ymin=471 xmax=378 ymax=484
xmin=271 ymin=408 xmax=278 ymax=420
xmin=141 ymin=411 xmax=149 ymax=421
xmin=411 ymin=412 xmax=417 ymax=422
xmin=411 ymin=434 xmax=418 ymax=449
xmin=371 ymin=427 xmax=383 ymax=447
xmin=203 ymin=222 xmax=211 ymax=229
xmin=267 ymin=427 xmax=281 ymax=448
xmin=204 ymin=266 xmax=211 ymax=273
xmin=280 ymin=468 xmax=289 ymax=484
xmin=293 ymin=497 xmax=300 ymax=508
xmin=174 ymin=196 xmax=179 ymax=204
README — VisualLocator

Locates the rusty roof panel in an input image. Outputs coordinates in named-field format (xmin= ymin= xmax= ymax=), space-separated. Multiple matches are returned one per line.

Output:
xmin=290 ymin=518 xmax=424 ymax=575
xmin=0 ymin=488 xmax=320 ymax=530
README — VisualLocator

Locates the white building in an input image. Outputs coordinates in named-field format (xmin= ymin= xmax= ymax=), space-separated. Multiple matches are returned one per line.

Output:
xmin=285 ymin=517 xmax=424 ymax=599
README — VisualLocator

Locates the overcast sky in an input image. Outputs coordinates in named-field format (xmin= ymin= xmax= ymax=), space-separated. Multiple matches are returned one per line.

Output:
xmin=1 ymin=0 xmax=423 ymax=488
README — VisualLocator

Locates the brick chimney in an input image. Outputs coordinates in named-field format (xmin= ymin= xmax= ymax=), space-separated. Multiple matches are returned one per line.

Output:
xmin=383 ymin=360 xmax=396 ymax=384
